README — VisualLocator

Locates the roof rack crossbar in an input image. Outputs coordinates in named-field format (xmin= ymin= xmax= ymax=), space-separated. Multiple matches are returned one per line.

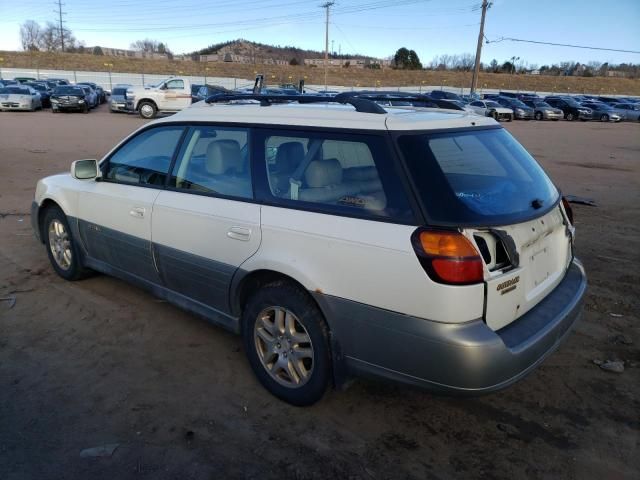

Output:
xmin=204 ymin=93 xmax=387 ymax=114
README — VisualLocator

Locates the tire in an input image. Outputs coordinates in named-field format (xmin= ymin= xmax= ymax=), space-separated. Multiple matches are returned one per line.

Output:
xmin=566 ymin=112 xmax=575 ymax=121
xmin=82 ymin=104 xmax=89 ymax=114
xmin=43 ymin=206 xmax=91 ymax=281
xmin=241 ymin=281 xmax=331 ymax=406
xmin=138 ymin=101 xmax=157 ymax=119
xmin=52 ymin=107 xmax=58 ymax=113
xmin=534 ymin=111 xmax=543 ymax=121
xmin=507 ymin=114 xmax=513 ymax=122
xmin=600 ymin=114 xmax=609 ymax=122
xmin=491 ymin=110 xmax=498 ymax=120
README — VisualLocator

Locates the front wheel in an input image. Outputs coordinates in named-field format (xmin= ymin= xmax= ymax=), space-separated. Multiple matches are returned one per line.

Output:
xmin=600 ymin=114 xmax=609 ymax=122
xmin=43 ymin=206 xmax=91 ymax=281
xmin=242 ymin=282 xmax=331 ymax=406
xmin=138 ymin=101 xmax=157 ymax=119
xmin=507 ymin=114 xmax=513 ymax=122
xmin=566 ymin=112 xmax=575 ymax=121
xmin=534 ymin=111 xmax=543 ymax=121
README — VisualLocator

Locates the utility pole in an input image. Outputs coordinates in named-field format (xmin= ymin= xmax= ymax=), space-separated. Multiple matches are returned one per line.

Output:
xmin=470 ymin=0 xmax=490 ymax=95
xmin=55 ymin=0 xmax=66 ymax=52
xmin=321 ymin=2 xmax=334 ymax=91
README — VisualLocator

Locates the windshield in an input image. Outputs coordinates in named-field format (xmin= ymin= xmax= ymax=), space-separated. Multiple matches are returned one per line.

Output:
xmin=398 ymin=128 xmax=559 ymax=225
xmin=509 ymin=99 xmax=527 ymax=107
xmin=535 ymin=102 xmax=552 ymax=108
xmin=54 ymin=86 xmax=84 ymax=95
xmin=485 ymin=101 xmax=501 ymax=108
xmin=28 ymin=84 xmax=47 ymax=91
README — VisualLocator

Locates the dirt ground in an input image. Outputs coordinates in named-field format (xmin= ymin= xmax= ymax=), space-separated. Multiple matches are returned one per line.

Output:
xmin=0 ymin=105 xmax=638 ymax=480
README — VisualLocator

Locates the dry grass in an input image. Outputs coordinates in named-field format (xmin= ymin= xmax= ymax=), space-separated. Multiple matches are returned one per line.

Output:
xmin=2 ymin=50 xmax=639 ymax=95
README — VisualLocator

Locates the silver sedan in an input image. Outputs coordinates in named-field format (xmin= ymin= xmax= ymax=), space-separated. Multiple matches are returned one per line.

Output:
xmin=609 ymin=103 xmax=640 ymax=122
xmin=0 ymin=85 xmax=42 ymax=111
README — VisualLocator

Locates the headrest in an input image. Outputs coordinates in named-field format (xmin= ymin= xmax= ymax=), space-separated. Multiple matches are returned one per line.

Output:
xmin=274 ymin=142 xmax=304 ymax=172
xmin=206 ymin=140 xmax=241 ymax=175
xmin=304 ymin=158 xmax=342 ymax=188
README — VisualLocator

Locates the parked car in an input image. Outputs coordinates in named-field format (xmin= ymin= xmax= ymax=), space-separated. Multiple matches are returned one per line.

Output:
xmin=495 ymin=97 xmax=534 ymax=119
xmin=109 ymin=84 xmax=131 ymax=112
xmin=192 ymin=84 xmax=234 ymax=103
xmin=544 ymin=96 xmax=592 ymax=121
xmin=78 ymin=85 xmax=98 ymax=108
xmin=126 ymin=76 xmax=193 ymax=118
xmin=78 ymin=82 xmax=106 ymax=104
xmin=522 ymin=100 xmax=563 ymax=121
xmin=596 ymin=96 xmax=627 ymax=105
xmin=0 ymin=79 xmax=18 ymax=86
xmin=14 ymin=77 xmax=37 ymax=84
xmin=429 ymin=90 xmax=463 ymax=101
xmin=50 ymin=86 xmax=90 ymax=113
xmin=30 ymin=94 xmax=586 ymax=405
xmin=190 ymin=83 xmax=203 ymax=99
xmin=610 ymin=102 xmax=640 ymax=121
xmin=468 ymin=99 xmax=513 ymax=121
xmin=0 ymin=85 xmax=42 ymax=111
xmin=46 ymin=78 xmax=70 ymax=86
xmin=25 ymin=82 xmax=52 ymax=108
xmin=580 ymin=102 xmax=622 ymax=122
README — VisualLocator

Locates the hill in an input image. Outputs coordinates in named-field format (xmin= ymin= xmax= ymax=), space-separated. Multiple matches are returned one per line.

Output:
xmin=2 ymin=50 xmax=640 ymax=95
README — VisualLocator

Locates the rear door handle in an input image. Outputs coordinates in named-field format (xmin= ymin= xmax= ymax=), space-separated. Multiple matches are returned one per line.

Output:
xmin=227 ymin=226 xmax=251 ymax=241
xmin=129 ymin=207 xmax=145 ymax=218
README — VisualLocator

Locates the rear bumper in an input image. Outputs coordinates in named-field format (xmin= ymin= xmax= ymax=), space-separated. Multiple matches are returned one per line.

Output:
xmin=315 ymin=259 xmax=587 ymax=394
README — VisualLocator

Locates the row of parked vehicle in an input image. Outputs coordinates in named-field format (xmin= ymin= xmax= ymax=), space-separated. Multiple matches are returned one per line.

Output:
xmin=0 ymin=77 xmax=106 ymax=113
xmin=440 ymin=90 xmax=640 ymax=123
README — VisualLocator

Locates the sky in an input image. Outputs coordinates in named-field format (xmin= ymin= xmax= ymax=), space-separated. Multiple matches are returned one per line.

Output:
xmin=1 ymin=0 xmax=639 ymax=67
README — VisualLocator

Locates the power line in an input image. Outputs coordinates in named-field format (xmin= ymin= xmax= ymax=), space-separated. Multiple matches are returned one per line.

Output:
xmin=54 ymin=0 xmax=66 ymax=52
xmin=487 ymin=36 xmax=640 ymax=55
xmin=470 ymin=0 xmax=490 ymax=94
xmin=321 ymin=2 xmax=334 ymax=91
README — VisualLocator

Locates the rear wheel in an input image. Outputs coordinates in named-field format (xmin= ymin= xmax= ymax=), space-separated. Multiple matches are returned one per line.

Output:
xmin=139 ymin=101 xmax=157 ymax=119
xmin=534 ymin=111 xmax=543 ymax=121
xmin=566 ymin=112 xmax=576 ymax=121
xmin=43 ymin=206 xmax=91 ymax=281
xmin=507 ymin=114 xmax=513 ymax=122
xmin=82 ymin=104 xmax=89 ymax=114
xmin=241 ymin=281 xmax=331 ymax=406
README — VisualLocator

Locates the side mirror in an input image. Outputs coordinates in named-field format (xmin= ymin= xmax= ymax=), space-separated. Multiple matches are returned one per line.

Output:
xmin=160 ymin=83 xmax=167 ymax=90
xmin=71 ymin=159 xmax=100 ymax=180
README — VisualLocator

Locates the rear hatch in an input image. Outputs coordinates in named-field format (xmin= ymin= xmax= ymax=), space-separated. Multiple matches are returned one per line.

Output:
xmin=397 ymin=127 xmax=573 ymax=331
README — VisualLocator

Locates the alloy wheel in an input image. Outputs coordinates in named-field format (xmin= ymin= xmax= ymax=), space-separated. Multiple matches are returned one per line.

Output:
xmin=48 ymin=219 xmax=72 ymax=270
xmin=254 ymin=306 xmax=314 ymax=388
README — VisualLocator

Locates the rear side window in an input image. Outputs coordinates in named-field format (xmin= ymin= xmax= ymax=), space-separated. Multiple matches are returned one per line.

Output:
xmin=398 ymin=128 xmax=559 ymax=225
xmin=105 ymin=126 xmax=184 ymax=186
xmin=169 ymin=126 xmax=252 ymax=199
xmin=256 ymin=130 xmax=414 ymax=222
xmin=112 ymin=88 xmax=127 ymax=96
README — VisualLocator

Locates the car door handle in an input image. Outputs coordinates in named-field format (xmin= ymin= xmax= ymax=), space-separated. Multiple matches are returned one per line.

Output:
xmin=227 ymin=226 xmax=251 ymax=241
xmin=129 ymin=207 xmax=145 ymax=218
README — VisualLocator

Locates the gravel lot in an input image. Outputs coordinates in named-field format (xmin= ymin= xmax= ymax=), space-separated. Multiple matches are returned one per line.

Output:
xmin=1 ymin=105 xmax=638 ymax=480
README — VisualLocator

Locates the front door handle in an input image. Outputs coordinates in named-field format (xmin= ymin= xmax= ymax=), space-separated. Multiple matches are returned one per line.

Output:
xmin=129 ymin=207 xmax=145 ymax=218
xmin=227 ymin=226 xmax=251 ymax=241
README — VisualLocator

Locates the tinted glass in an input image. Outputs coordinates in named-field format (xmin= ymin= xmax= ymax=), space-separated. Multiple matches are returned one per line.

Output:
xmin=398 ymin=128 xmax=559 ymax=225
xmin=27 ymin=83 xmax=46 ymax=91
xmin=112 ymin=88 xmax=127 ymax=96
xmin=258 ymin=130 xmax=413 ymax=222
xmin=0 ymin=87 xmax=28 ymax=94
xmin=106 ymin=126 xmax=184 ymax=186
xmin=535 ymin=101 xmax=551 ymax=108
xmin=485 ymin=101 xmax=501 ymax=108
xmin=54 ymin=86 xmax=84 ymax=95
xmin=170 ymin=126 xmax=252 ymax=199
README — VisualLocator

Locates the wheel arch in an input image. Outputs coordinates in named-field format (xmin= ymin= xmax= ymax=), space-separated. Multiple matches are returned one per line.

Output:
xmin=36 ymin=198 xmax=66 ymax=244
xmin=136 ymin=98 xmax=158 ymax=110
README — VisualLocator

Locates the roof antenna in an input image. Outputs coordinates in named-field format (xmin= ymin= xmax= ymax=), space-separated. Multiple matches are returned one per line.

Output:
xmin=253 ymin=74 xmax=264 ymax=94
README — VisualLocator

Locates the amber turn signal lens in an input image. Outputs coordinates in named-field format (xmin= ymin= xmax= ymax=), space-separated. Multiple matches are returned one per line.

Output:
xmin=419 ymin=231 xmax=481 ymax=258
xmin=561 ymin=196 xmax=574 ymax=225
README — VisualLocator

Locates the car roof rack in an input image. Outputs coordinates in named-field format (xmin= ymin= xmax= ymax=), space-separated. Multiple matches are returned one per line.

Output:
xmin=336 ymin=91 xmax=464 ymax=111
xmin=204 ymin=93 xmax=387 ymax=114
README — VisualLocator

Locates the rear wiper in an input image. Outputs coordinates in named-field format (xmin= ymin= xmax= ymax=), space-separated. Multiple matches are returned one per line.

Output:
xmin=531 ymin=198 xmax=544 ymax=209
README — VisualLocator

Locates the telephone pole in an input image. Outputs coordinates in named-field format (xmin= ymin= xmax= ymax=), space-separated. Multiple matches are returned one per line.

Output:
xmin=321 ymin=2 xmax=334 ymax=91
xmin=55 ymin=0 xmax=66 ymax=52
xmin=470 ymin=0 xmax=490 ymax=95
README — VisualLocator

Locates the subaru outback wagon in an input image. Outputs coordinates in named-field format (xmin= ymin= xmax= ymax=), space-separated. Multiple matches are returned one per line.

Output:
xmin=31 ymin=94 xmax=587 ymax=406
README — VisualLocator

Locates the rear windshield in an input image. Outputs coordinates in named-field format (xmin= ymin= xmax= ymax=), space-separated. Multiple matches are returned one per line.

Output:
xmin=112 ymin=87 xmax=127 ymax=95
xmin=398 ymin=128 xmax=559 ymax=225
xmin=54 ymin=86 xmax=84 ymax=95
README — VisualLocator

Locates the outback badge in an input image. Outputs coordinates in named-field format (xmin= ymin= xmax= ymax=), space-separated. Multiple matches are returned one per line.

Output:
xmin=497 ymin=276 xmax=520 ymax=295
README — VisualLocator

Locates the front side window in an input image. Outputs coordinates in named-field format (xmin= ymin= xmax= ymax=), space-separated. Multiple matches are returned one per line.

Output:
xmin=166 ymin=79 xmax=184 ymax=90
xmin=398 ymin=128 xmax=559 ymax=225
xmin=258 ymin=130 xmax=413 ymax=222
xmin=105 ymin=126 xmax=184 ymax=186
xmin=169 ymin=126 xmax=252 ymax=199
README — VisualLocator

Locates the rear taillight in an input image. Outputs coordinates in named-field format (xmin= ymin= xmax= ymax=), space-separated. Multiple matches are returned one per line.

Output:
xmin=411 ymin=228 xmax=484 ymax=285
xmin=561 ymin=196 xmax=574 ymax=224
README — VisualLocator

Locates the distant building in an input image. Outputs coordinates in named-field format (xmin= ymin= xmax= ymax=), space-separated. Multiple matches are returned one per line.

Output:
xmin=304 ymin=58 xmax=389 ymax=68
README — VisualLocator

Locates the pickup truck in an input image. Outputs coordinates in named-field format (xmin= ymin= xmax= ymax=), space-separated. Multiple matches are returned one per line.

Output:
xmin=126 ymin=77 xmax=193 ymax=119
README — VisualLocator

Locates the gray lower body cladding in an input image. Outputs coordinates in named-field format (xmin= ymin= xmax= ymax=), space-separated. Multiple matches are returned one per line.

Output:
xmin=313 ymin=259 xmax=586 ymax=394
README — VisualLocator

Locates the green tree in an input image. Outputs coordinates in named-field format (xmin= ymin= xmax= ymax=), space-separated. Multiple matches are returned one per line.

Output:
xmin=92 ymin=46 xmax=104 ymax=55
xmin=394 ymin=47 xmax=422 ymax=70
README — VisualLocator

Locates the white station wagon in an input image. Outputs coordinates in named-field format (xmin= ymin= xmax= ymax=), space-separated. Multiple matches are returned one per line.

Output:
xmin=31 ymin=94 xmax=587 ymax=405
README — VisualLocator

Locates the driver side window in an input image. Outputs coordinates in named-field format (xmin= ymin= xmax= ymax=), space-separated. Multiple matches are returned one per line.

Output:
xmin=166 ymin=80 xmax=184 ymax=90
xmin=105 ymin=126 xmax=184 ymax=186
